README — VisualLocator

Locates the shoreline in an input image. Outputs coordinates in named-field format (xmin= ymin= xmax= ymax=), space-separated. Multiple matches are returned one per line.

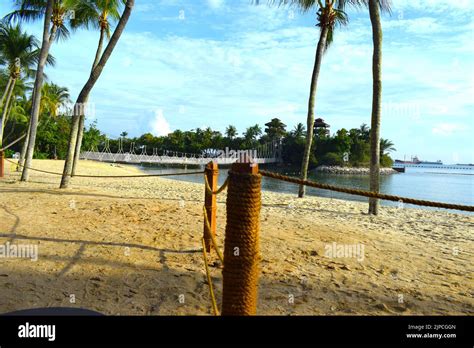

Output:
xmin=313 ymin=165 xmax=398 ymax=175
xmin=0 ymin=159 xmax=472 ymax=315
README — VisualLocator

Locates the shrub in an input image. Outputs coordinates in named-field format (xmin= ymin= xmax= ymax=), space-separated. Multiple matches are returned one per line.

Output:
xmin=4 ymin=149 xmax=16 ymax=158
xmin=380 ymin=154 xmax=393 ymax=167
xmin=321 ymin=152 xmax=344 ymax=166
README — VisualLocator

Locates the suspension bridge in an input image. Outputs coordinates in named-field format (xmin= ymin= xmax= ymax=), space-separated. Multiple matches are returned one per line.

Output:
xmin=80 ymin=139 xmax=283 ymax=165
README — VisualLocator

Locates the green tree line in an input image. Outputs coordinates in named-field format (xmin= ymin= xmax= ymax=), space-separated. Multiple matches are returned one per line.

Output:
xmin=3 ymin=111 xmax=396 ymax=170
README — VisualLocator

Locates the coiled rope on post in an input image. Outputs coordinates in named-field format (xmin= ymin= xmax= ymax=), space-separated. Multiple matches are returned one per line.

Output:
xmin=259 ymin=170 xmax=474 ymax=212
xmin=201 ymin=238 xmax=220 ymax=316
xmin=222 ymin=170 xmax=261 ymax=316
xmin=202 ymin=206 xmax=224 ymax=264
xmin=5 ymin=158 xmax=204 ymax=178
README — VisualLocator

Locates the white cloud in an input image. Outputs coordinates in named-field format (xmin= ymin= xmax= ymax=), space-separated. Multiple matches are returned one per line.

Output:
xmin=150 ymin=109 xmax=172 ymax=136
xmin=432 ymin=123 xmax=465 ymax=136
xmin=393 ymin=0 xmax=473 ymax=13
xmin=382 ymin=17 xmax=447 ymax=34
xmin=207 ymin=0 xmax=224 ymax=10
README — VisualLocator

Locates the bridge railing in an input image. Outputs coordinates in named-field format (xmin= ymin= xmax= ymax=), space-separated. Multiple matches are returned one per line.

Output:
xmin=80 ymin=151 xmax=279 ymax=165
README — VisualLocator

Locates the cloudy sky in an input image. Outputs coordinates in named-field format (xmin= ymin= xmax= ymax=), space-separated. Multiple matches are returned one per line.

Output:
xmin=0 ymin=0 xmax=473 ymax=163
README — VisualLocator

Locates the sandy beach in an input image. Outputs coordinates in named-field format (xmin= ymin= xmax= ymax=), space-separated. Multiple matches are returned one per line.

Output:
xmin=0 ymin=159 xmax=472 ymax=315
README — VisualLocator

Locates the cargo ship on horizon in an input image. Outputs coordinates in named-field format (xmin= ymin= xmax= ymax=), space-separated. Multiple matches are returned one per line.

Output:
xmin=394 ymin=156 xmax=443 ymax=165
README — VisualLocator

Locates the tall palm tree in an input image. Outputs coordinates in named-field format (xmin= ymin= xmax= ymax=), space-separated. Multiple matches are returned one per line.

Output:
xmin=368 ymin=0 xmax=391 ymax=215
xmin=0 ymin=23 xmax=54 ymax=148
xmin=5 ymin=0 xmax=71 ymax=182
xmin=267 ymin=0 xmax=349 ymax=198
xmin=66 ymin=0 xmax=126 ymax=175
xmin=60 ymin=0 xmax=135 ymax=188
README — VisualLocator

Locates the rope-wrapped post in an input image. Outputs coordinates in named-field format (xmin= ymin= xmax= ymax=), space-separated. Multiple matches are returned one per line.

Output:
xmin=222 ymin=161 xmax=261 ymax=316
xmin=203 ymin=161 xmax=218 ymax=253
xmin=0 ymin=150 xmax=4 ymax=178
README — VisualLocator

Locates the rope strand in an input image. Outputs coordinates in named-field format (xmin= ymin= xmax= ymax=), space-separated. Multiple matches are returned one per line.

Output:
xmin=203 ymin=206 xmax=224 ymax=264
xmin=201 ymin=238 xmax=220 ymax=316
xmin=260 ymin=170 xmax=474 ymax=212
xmin=204 ymin=174 xmax=229 ymax=195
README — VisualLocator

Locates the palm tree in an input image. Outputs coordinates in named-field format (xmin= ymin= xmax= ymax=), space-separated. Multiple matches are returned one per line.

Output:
xmin=0 ymin=77 xmax=29 ymax=145
xmin=225 ymin=125 xmax=237 ymax=139
xmin=380 ymin=138 xmax=395 ymax=156
xmin=0 ymin=23 xmax=54 ymax=148
xmin=292 ymin=123 xmax=305 ymax=138
xmin=5 ymin=0 xmax=71 ymax=182
xmin=264 ymin=118 xmax=287 ymax=140
xmin=60 ymin=0 xmax=135 ymax=188
xmin=368 ymin=0 xmax=391 ymax=215
xmin=271 ymin=0 xmax=349 ymax=198
xmin=244 ymin=124 xmax=262 ymax=143
xmin=40 ymin=83 xmax=70 ymax=116
xmin=260 ymin=1 xmax=363 ymax=197
xmin=66 ymin=0 xmax=126 ymax=176
xmin=16 ymin=82 xmax=68 ymax=170
xmin=358 ymin=123 xmax=370 ymax=140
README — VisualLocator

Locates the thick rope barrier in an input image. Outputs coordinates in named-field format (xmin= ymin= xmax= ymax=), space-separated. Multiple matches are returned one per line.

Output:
xmin=260 ymin=170 xmax=474 ymax=212
xmin=222 ymin=168 xmax=261 ymax=316
xmin=204 ymin=175 xmax=229 ymax=195
xmin=0 ymin=134 xmax=26 ymax=152
xmin=202 ymin=206 xmax=224 ymax=264
xmin=201 ymin=238 xmax=220 ymax=316
xmin=4 ymin=158 xmax=204 ymax=178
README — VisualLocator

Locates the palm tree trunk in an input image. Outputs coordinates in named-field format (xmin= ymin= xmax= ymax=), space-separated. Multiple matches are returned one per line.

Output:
xmin=1 ymin=78 xmax=13 ymax=109
xmin=17 ymin=120 xmax=30 ymax=171
xmin=0 ymin=77 xmax=16 ymax=148
xmin=60 ymin=0 xmax=135 ymax=188
xmin=71 ymin=28 xmax=106 ymax=176
xmin=20 ymin=0 xmax=56 ymax=182
xmin=91 ymin=28 xmax=106 ymax=71
xmin=298 ymin=25 xmax=329 ymax=198
xmin=368 ymin=0 xmax=383 ymax=215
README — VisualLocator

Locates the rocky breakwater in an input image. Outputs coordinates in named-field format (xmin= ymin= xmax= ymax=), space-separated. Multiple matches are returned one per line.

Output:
xmin=314 ymin=166 xmax=398 ymax=175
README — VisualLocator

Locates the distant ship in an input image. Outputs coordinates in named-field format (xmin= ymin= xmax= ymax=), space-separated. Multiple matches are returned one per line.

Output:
xmin=395 ymin=156 xmax=443 ymax=165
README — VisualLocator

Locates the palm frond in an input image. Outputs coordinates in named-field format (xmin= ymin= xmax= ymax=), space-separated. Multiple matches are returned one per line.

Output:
xmin=3 ymin=9 xmax=43 ymax=24
xmin=338 ymin=0 xmax=392 ymax=14
xmin=54 ymin=23 xmax=70 ymax=41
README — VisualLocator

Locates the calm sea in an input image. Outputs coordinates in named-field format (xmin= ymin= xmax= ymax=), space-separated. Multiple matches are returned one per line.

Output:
xmin=138 ymin=164 xmax=474 ymax=210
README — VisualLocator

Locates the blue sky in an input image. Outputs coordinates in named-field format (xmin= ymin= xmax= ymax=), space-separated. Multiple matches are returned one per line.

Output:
xmin=0 ymin=0 xmax=473 ymax=164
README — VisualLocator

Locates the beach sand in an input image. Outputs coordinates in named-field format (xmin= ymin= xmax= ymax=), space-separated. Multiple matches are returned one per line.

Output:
xmin=0 ymin=159 xmax=472 ymax=315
